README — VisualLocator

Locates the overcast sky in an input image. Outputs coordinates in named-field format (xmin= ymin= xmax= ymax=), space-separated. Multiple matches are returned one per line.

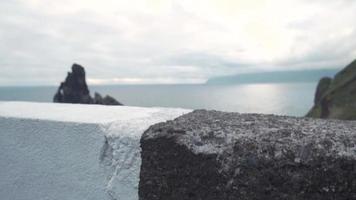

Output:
xmin=1 ymin=0 xmax=356 ymax=85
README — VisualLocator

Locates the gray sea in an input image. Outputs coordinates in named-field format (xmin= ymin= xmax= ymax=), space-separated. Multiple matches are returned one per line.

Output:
xmin=0 ymin=82 xmax=317 ymax=117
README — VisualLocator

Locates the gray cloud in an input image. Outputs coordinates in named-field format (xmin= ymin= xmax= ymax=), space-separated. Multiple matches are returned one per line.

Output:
xmin=0 ymin=0 xmax=356 ymax=85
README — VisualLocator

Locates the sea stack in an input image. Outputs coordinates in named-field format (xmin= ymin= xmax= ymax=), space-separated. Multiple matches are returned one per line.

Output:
xmin=307 ymin=59 xmax=356 ymax=120
xmin=54 ymin=63 xmax=123 ymax=105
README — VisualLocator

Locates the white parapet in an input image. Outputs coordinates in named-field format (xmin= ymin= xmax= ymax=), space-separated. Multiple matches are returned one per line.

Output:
xmin=0 ymin=101 xmax=191 ymax=200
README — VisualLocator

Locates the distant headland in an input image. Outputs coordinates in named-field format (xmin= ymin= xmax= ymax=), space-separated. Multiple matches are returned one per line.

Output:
xmin=206 ymin=69 xmax=338 ymax=85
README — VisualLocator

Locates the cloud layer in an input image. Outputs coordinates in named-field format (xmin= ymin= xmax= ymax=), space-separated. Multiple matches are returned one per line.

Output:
xmin=1 ymin=0 xmax=356 ymax=85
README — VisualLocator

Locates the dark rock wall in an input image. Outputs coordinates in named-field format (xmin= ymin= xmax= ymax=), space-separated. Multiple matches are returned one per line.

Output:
xmin=140 ymin=110 xmax=356 ymax=200
xmin=140 ymin=137 xmax=226 ymax=200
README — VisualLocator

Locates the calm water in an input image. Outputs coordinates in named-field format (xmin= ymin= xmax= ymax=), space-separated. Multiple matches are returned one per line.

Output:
xmin=0 ymin=83 xmax=317 ymax=117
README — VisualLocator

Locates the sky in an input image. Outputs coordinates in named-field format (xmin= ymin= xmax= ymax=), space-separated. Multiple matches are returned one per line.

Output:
xmin=0 ymin=0 xmax=356 ymax=85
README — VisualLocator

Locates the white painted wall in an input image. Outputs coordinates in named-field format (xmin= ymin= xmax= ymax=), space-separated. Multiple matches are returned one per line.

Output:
xmin=0 ymin=102 xmax=190 ymax=200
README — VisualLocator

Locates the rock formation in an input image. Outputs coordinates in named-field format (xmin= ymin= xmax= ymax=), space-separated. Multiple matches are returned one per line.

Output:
xmin=54 ymin=63 xmax=123 ymax=105
xmin=93 ymin=92 xmax=122 ymax=105
xmin=307 ymin=59 xmax=356 ymax=120
xmin=139 ymin=110 xmax=356 ymax=200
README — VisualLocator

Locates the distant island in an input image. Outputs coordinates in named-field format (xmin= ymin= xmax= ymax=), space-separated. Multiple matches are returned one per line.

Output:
xmin=54 ymin=63 xmax=123 ymax=106
xmin=206 ymin=69 xmax=338 ymax=84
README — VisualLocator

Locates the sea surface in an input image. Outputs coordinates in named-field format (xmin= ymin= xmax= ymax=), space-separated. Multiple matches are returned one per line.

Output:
xmin=0 ymin=82 xmax=317 ymax=117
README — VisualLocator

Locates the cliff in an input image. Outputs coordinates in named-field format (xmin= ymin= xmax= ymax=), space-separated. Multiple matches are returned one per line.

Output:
xmin=307 ymin=60 xmax=356 ymax=120
xmin=54 ymin=63 xmax=123 ymax=105
xmin=140 ymin=110 xmax=356 ymax=200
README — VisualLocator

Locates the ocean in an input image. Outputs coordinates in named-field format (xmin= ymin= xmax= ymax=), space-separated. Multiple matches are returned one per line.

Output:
xmin=0 ymin=82 xmax=317 ymax=117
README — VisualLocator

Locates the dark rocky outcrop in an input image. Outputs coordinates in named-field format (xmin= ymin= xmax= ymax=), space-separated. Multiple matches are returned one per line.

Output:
xmin=54 ymin=64 xmax=92 ymax=104
xmin=54 ymin=63 xmax=123 ymax=105
xmin=307 ymin=60 xmax=356 ymax=120
xmin=139 ymin=110 xmax=356 ymax=200
xmin=93 ymin=92 xmax=122 ymax=105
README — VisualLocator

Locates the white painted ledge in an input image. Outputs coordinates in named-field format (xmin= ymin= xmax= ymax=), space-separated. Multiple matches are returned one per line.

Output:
xmin=0 ymin=101 xmax=191 ymax=200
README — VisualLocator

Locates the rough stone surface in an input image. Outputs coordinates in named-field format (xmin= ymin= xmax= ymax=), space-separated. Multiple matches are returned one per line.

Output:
xmin=307 ymin=59 xmax=356 ymax=120
xmin=54 ymin=63 xmax=122 ymax=105
xmin=140 ymin=110 xmax=356 ymax=200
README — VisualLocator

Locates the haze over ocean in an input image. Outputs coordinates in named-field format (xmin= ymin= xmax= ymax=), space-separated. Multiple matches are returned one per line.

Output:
xmin=0 ymin=82 xmax=316 ymax=117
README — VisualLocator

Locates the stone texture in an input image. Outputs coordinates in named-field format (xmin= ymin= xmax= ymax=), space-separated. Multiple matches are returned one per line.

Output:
xmin=139 ymin=110 xmax=356 ymax=200
xmin=54 ymin=63 xmax=122 ymax=105
xmin=307 ymin=59 xmax=356 ymax=120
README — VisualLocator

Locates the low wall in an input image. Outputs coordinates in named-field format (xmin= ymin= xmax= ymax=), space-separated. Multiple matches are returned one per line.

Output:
xmin=0 ymin=102 xmax=190 ymax=200
xmin=3 ymin=102 xmax=356 ymax=200
xmin=140 ymin=110 xmax=356 ymax=200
